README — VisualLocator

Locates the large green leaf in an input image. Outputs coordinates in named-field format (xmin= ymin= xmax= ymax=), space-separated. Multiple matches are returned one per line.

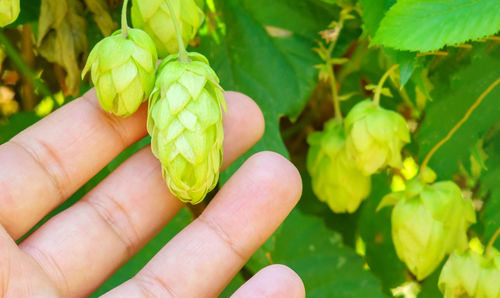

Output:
xmin=197 ymin=0 xmax=335 ymax=181
xmin=418 ymin=267 xmax=443 ymax=298
xmin=479 ymin=132 xmax=500 ymax=250
xmin=372 ymin=0 xmax=500 ymax=52
xmin=417 ymin=47 xmax=500 ymax=179
xmin=7 ymin=0 xmax=41 ymax=27
xmin=269 ymin=209 xmax=386 ymax=297
xmin=0 ymin=112 xmax=41 ymax=144
xmin=359 ymin=174 xmax=407 ymax=293
xmin=359 ymin=0 xmax=395 ymax=37
xmin=219 ymin=273 xmax=246 ymax=298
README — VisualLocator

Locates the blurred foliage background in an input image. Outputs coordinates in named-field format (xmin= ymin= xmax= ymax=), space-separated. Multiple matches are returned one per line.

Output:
xmin=1 ymin=0 xmax=500 ymax=297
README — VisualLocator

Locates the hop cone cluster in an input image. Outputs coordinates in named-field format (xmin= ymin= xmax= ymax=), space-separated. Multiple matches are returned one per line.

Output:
xmin=439 ymin=248 xmax=500 ymax=298
xmin=0 ymin=0 xmax=19 ymax=27
xmin=390 ymin=179 xmax=476 ymax=280
xmin=131 ymin=0 xmax=204 ymax=58
xmin=148 ymin=52 xmax=226 ymax=204
xmin=82 ymin=29 xmax=158 ymax=117
xmin=307 ymin=119 xmax=371 ymax=213
xmin=345 ymin=100 xmax=410 ymax=175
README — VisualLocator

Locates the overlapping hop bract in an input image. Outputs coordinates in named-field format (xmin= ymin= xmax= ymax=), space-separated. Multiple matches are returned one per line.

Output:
xmin=0 ymin=0 xmax=20 ymax=27
xmin=131 ymin=0 xmax=204 ymax=57
xmin=345 ymin=100 xmax=410 ymax=175
xmin=148 ymin=52 xmax=226 ymax=204
xmin=307 ymin=119 xmax=371 ymax=213
xmin=439 ymin=248 xmax=500 ymax=298
xmin=387 ymin=178 xmax=476 ymax=280
xmin=82 ymin=29 xmax=158 ymax=117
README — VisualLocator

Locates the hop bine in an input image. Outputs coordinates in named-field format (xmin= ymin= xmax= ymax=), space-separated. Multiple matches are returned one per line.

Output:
xmin=439 ymin=248 xmax=500 ymax=298
xmin=148 ymin=52 xmax=226 ymax=204
xmin=131 ymin=0 xmax=204 ymax=58
xmin=345 ymin=100 xmax=410 ymax=175
xmin=0 ymin=0 xmax=20 ymax=27
xmin=307 ymin=119 xmax=371 ymax=213
xmin=382 ymin=177 xmax=476 ymax=280
xmin=82 ymin=29 xmax=158 ymax=117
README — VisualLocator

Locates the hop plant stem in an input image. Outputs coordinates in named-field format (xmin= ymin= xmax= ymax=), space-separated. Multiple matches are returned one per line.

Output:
xmin=326 ymin=58 xmax=342 ymax=122
xmin=420 ymin=77 xmax=500 ymax=178
xmin=121 ymin=0 xmax=130 ymax=38
xmin=166 ymin=0 xmax=190 ymax=63
xmin=318 ymin=6 xmax=356 ymax=122
xmin=486 ymin=226 xmax=500 ymax=256
xmin=373 ymin=64 xmax=399 ymax=106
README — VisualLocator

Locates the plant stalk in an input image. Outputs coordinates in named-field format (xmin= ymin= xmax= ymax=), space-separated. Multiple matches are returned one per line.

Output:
xmin=326 ymin=61 xmax=342 ymax=122
xmin=486 ymin=226 xmax=500 ymax=256
xmin=121 ymin=0 xmax=129 ymax=38
xmin=373 ymin=64 xmax=399 ymax=106
xmin=166 ymin=0 xmax=189 ymax=62
xmin=21 ymin=24 xmax=35 ymax=110
xmin=0 ymin=31 xmax=53 ymax=102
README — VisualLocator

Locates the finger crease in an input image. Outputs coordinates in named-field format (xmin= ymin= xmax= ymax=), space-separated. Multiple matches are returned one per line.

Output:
xmin=197 ymin=215 xmax=246 ymax=261
xmin=84 ymin=96 xmax=128 ymax=149
xmin=22 ymin=245 xmax=70 ymax=297
xmin=136 ymin=268 xmax=177 ymax=298
xmin=82 ymin=196 xmax=138 ymax=258
xmin=9 ymin=139 xmax=66 ymax=202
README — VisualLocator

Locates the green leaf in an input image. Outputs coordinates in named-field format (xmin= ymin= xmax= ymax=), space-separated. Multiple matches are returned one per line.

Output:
xmin=197 ymin=0 xmax=335 ymax=181
xmin=219 ymin=273 xmax=246 ymax=298
xmin=479 ymin=132 xmax=500 ymax=250
xmin=269 ymin=209 xmax=385 ymax=297
xmin=7 ymin=0 xmax=41 ymax=27
xmin=418 ymin=264 xmax=443 ymax=298
xmin=372 ymin=0 xmax=500 ymax=52
xmin=359 ymin=0 xmax=395 ymax=37
xmin=383 ymin=49 xmax=417 ymax=88
xmin=0 ymin=112 xmax=41 ymax=144
xmin=418 ymin=48 xmax=500 ymax=179
xmin=359 ymin=174 xmax=407 ymax=293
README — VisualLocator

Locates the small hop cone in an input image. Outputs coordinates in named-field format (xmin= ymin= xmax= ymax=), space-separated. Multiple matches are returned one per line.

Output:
xmin=439 ymin=248 xmax=500 ymax=298
xmin=82 ymin=29 xmax=158 ymax=117
xmin=307 ymin=119 xmax=371 ymax=213
xmin=131 ymin=0 xmax=204 ymax=58
xmin=0 ymin=0 xmax=20 ymax=27
xmin=345 ymin=100 xmax=410 ymax=175
xmin=148 ymin=52 xmax=226 ymax=204
xmin=391 ymin=179 xmax=476 ymax=280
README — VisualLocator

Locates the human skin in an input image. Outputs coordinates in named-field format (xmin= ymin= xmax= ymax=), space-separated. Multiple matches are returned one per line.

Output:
xmin=0 ymin=90 xmax=305 ymax=297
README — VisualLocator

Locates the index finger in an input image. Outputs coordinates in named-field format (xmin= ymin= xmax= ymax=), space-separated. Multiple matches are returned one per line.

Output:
xmin=0 ymin=89 xmax=148 ymax=239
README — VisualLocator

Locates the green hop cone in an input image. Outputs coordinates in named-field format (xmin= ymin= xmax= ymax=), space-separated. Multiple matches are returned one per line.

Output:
xmin=82 ymin=29 xmax=158 ymax=117
xmin=388 ymin=179 xmax=476 ymax=280
xmin=0 ymin=0 xmax=20 ymax=27
xmin=439 ymin=248 xmax=500 ymax=298
xmin=307 ymin=119 xmax=371 ymax=213
xmin=148 ymin=52 xmax=226 ymax=204
xmin=345 ymin=100 xmax=410 ymax=175
xmin=131 ymin=0 xmax=204 ymax=58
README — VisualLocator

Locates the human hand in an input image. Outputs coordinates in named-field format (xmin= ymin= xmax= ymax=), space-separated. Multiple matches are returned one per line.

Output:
xmin=0 ymin=90 xmax=305 ymax=297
